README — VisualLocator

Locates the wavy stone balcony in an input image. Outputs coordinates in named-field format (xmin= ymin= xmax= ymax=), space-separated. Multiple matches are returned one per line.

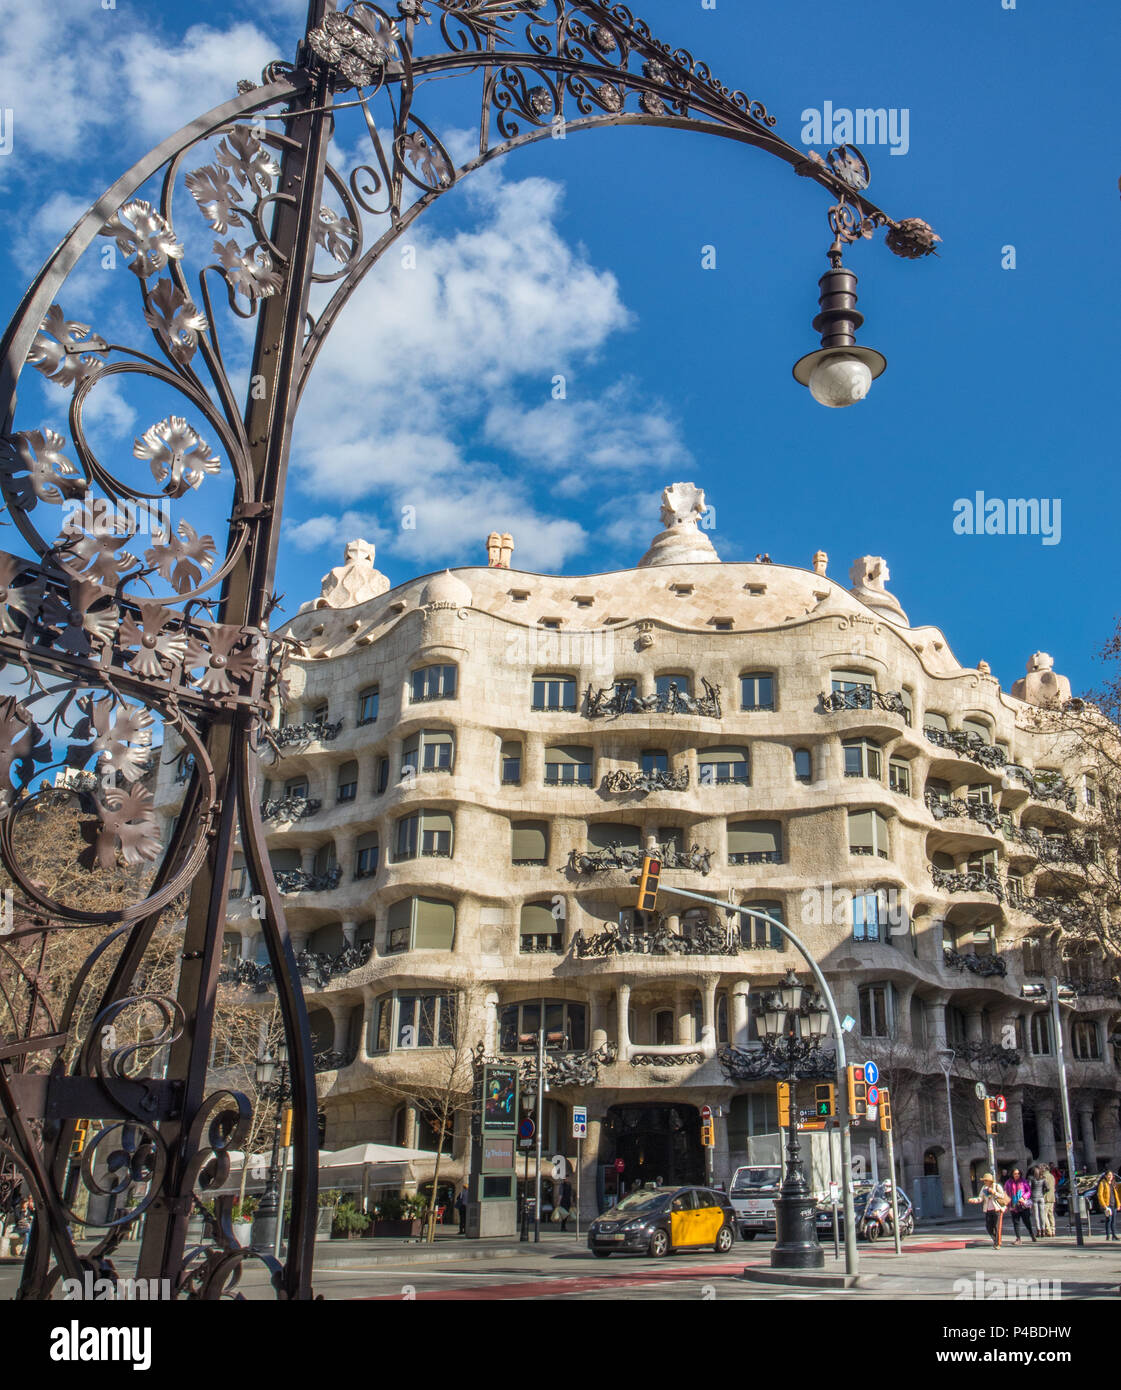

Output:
xmin=584 ymin=679 xmax=721 ymax=719
xmin=820 ymin=687 xmax=909 ymax=718
xmin=923 ymin=726 xmax=1006 ymax=769
xmin=930 ymin=865 xmax=1004 ymax=901
xmin=925 ymin=794 xmax=1005 ymax=834
xmin=942 ymin=946 xmax=1009 ymax=978
xmin=261 ymin=793 xmax=322 ymax=823
xmin=220 ymin=939 xmax=374 ymax=993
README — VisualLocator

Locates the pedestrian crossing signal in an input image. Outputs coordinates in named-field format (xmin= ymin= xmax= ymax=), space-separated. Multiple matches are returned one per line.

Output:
xmin=636 ymin=855 xmax=661 ymax=913
xmin=814 ymin=1083 xmax=835 ymax=1118
xmin=846 ymin=1065 xmax=868 ymax=1119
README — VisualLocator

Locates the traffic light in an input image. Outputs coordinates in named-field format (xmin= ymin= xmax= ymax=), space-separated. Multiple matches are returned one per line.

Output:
xmin=777 ymin=1081 xmax=791 ymax=1128
xmin=281 ymin=1105 xmax=293 ymax=1147
xmin=879 ymin=1087 xmax=892 ymax=1133
xmin=701 ymin=1122 xmax=715 ymax=1147
xmin=813 ymin=1083 xmax=835 ymax=1119
xmin=69 ymin=1119 xmax=90 ymax=1159
xmin=636 ymin=855 xmax=661 ymax=912
xmin=846 ymin=1064 xmax=868 ymax=1119
xmin=983 ymin=1098 xmax=995 ymax=1135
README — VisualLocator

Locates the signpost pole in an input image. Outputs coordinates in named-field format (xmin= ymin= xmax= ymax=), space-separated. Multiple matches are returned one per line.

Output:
xmin=534 ymin=1028 xmax=545 ymax=1244
xmin=575 ymin=1136 xmax=581 ymax=1241
xmin=885 ymin=1120 xmax=901 ymax=1255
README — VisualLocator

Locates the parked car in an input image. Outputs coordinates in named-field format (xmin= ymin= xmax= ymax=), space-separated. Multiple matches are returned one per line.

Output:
xmin=588 ymin=1185 xmax=737 ymax=1258
xmin=729 ymin=1164 xmax=782 ymax=1240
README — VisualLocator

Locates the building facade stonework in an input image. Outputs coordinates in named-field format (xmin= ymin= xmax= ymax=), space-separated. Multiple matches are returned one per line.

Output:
xmin=153 ymin=488 xmax=1121 ymax=1218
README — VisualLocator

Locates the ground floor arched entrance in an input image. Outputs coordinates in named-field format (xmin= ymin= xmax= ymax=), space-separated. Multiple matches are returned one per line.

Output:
xmin=598 ymin=1104 xmax=705 ymax=1199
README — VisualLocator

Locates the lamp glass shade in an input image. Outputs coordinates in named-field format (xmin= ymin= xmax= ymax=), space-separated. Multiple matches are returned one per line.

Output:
xmin=277 ymin=1039 xmax=289 ymax=1067
xmin=760 ymin=1005 xmax=786 ymax=1039
xmin=778 ymin=974 xmax=804 ymax=1013
xmin=256 ymin=1054 xmax=276 ymax=1087
xmin=804 ymin=1006 xmax=830 ymax=1040
xmin=809 ymin=352 xmax=872 ymax=407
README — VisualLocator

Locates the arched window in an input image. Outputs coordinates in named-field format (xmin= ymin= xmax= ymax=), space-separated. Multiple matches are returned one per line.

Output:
xmin=411 ymin=664 xmax=457 ymax=702
xmin=698 ymin=746 xmax=750 ymax=786
xmin=520 ymin=901 xmax=562 ymax=954
xmin=402 ymin=728 xmax=455 ymax=774
xmin=394 ymin=810 xmax=454 ymax=859
xmin=511 ymin=820 xmax=549 ymax=865
xmin=336 ymin=759 xmax=358 ymax=801
xmin=355 ymin=832 xmax=379 ymax=879
xmin=386 ymin=897 xmax=456 ymax=953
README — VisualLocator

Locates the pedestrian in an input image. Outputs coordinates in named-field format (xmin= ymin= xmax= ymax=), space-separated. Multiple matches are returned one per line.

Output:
xmin=1042 ymin=1165 xmax=1056 ymax=1236
xmin=14 ymin=1196 xmax=34 ymax=1257
xmin=456 ymin=1180 xmax=468 ymax=1235
xmin=968 ymin=1171 xmax=1010 ymax=1248
xmin=557 ymin=1179 xmax=573 ymax=1233
xmin=1029 ymin=1165 xmax=1048 ymax=1240
xmin=1097 ymin=1170 xmax=1120 ymax=1241
xmin=1004 ymin=1167 xmax=1034 ymax=1244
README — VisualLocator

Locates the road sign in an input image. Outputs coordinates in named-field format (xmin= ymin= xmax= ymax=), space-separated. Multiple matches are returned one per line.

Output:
xmin=974 ymin=1082 xmax=988 ymax=1100
xmin=866 ymin=1084 xmax=880 ymax=1106
xmin=863 ymin=1061 xmax=879 ymax=1086
xmin=572 ymin=1106 xmax=587 ymax=1139
xmin=867 ymin=1105 xmax=878 ymax=1123
xmin=701 ymin=1105 xmax=713 ymax=1124
xmin=518 ymin=1118 xmax=535 ymax=1141
xmin=997 ymin=1111 xmax=1008 ymax=1125
xmin=613 ymin=1158 xmax=625 ymax=1174
xmin=995 ymin=1094 xmax=1007 ymax=1112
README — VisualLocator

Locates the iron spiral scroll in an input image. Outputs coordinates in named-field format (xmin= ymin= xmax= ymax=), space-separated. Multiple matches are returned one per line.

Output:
xmin=0 ymin=0 xmax=936 ymax=1301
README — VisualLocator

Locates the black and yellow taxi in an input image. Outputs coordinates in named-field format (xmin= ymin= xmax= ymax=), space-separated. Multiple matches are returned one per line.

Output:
xmin=587 ymin=1185 xmax=737 ymax=1258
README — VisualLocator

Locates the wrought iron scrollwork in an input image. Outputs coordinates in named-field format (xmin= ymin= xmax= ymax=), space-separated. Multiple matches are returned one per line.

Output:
xmin=718 ymin=1045 xmax=836 ymax=1082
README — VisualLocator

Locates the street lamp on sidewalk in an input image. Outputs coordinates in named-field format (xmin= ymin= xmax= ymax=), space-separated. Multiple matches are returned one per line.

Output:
xmin=937 ymin=1049 xmax=964 ymax=1220
xmin=756 ymin=970 xmax=830 ymax=1270
xmin=251 ymin=1041 xmax=291 ymax=1254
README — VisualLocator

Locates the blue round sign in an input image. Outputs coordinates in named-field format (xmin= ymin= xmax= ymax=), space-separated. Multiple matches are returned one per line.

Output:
xmin=863 ymin=1061 xmax=879 ymax=1086
xmin=518 ymin=1118 xmax=535 ymax=1140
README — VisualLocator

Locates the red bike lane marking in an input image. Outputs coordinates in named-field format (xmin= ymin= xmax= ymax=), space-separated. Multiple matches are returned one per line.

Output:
xmin=364 ymin=1261 xmax=750 ymax=1301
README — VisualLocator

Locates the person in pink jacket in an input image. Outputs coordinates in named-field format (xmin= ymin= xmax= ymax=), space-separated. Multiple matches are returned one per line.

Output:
xmin=1004 ymin=1168 xmax=1034 ymax=1244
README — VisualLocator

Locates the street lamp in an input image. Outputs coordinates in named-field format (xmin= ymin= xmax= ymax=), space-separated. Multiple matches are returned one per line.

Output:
xmin=937 ymin=1049 xmax=963 ymax=1220
xmin=519 ymin=1084 xmax=535 ymax=1244
xmin=793 ymin=242 xmax=887 ymax=407
xmin=756 ymin=969 xmax=830 ymax=1269
xmin=252 ymin=1040 xmax=290 ymax=1254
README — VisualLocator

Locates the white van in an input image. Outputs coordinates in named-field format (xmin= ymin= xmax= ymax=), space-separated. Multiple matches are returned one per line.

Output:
xmin=729 ymin=1164 xmax=782 ymax=1238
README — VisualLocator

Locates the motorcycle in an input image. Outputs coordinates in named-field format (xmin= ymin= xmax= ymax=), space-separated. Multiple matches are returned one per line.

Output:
xmin=858 ymin=1181 xmax=915 ymax=1242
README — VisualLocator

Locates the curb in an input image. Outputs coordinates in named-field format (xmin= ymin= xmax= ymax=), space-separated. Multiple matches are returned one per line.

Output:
xmin=740 ymin=1266 xmax=871 ymax=1290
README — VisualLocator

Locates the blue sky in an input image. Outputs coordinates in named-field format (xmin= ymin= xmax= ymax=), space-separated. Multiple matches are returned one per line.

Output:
xmin=1 ymin=0 xmax=1119 ymax=696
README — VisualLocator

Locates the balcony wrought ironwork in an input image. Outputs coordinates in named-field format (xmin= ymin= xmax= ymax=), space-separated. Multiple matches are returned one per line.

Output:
xmin=261 ymin=793 xmax=322 ymax=822
xmin=955 ymin=1040 xmax=1020 ymax=1066
xmin=926 ymin=794 xmax=1002 ymax=833
xmin=1002 ymin=766 xmax=1077 ymax=809
xmin=923 ymin=726 xmax=1006 ymax=768
xmin=220 ymin=939 xmax=374 ymax=993
xmin=274 ymin=717 xmax=344 ymax=749
xmin=930 ymin=865 xmax=1004 ymax=901
xmin=585 ymin=678 xmax=721 ymax=719
xmin=472 ymin=1042 xmax=616 ymax=1090
xmin=273 ymin=866 xmax=342 ymax=894
xmin=821 ymin=687 xmax=908 ymax=717
xmin=718 ymin=1044 xmax=836 ymax=1081
xmin=1030 ymin=896 xmax=1091 ymax=932
xmin=314 ymin=1047 xmax=357 ymax=1074
xmin=942 ymin=947 xmax=1009 ymax=978
xmin=573 ymin=914 xmax=735 ymax=957
xmin=601 ymin=767 xmax=689 ymax=794
xmin=729 ymin=850 xmax=783 ymax=865
xmin=566 ymin=841 xmax=712 ymax=876
xmin=629 ymin=1052 xmax=705 ymax=1067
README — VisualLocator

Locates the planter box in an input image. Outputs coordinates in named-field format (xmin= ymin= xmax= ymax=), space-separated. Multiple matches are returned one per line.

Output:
xmin=372 ymin=1219 xmax=423 ymax=1238
xmin=232 ymin=1221 xmax=253 ymax=1245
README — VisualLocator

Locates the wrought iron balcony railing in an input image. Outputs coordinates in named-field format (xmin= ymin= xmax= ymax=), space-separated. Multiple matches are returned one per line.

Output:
xmin=273 ymin=866 xmax=342 ymax=894
xmin=930 ymin=865 xmax=1004 ymax=900
xmin=274 ymin=717 xmax=344 ymax=748
xmin=729 ymin=850 xmax=782 ymax=865
xmin=1001 ymin=765 xmax=1077 ymax=809
xmin=925 ymin=793 xmax=1002 ymax=833
xmin=821 ymin=687 xmax=909 ymax=717
xmin=314 ymin=1048 xmax=357 ymax=1074
xmin=923 ymin=726 xmax=1006 ymax=768
xmin=566 ymin=841 xmax=712 ymax=876
xmin=261 ymin=794 xmax=322 ymax=822
xmin=718 ymin=1044 xmax=836 ymax=1082
xmin=601 ymin=767 xmax=690 ymax=794
xmin=574 ymin=915 xmax=735 ymax=957
xmin=220 ymin=938 xmax=374 ymax=993
xmin=942 ymin=947 xmax=1009 ymax=978
xmin=585 ymin=678 xmax=721 ymax=719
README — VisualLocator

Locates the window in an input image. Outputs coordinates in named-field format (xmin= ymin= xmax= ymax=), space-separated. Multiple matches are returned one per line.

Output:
xmin=498 ymin=1000 xmax=587 ymax=1052
xmin=386 ymin=897 xmax=456 ymax=954
xmin=357 ymin=686 xmax=379 ymax=725
xmin=717 ymin=995 xmax=729 ymax=1044
xmin=655 ymin=674 xmax=692 ymax=708
xmin=587 ymin=822 xmax=642 ymax=852
xmin=402 ymin=729 xmax=454 ymax=775
xmin=501 ymin=740 xmax=522 ymax=785
xmin=532 ymin=673 xmax=577 ymax=711
xmin=1029 ymin=1012 xmax=1052 ymax=1056
xmin=314 ymin=842 xmax=336 ymax=877
xmin=888 ymin=759 xmax=911 ymax=795
xmin=284 ymin=777 xmax=309 ymax=799
xmin=376 ymin=756 xmax=389 ymax=794
xmin=411 ymin=664 xmax=457 ymax=702
xmin=641 ymin=749 xmax=669 ymax=775
xmin=371 ymin=998 xmax=392 ymax=1053
xmin=545 ymin=745 xmax=592 ymax=786
xmin=728 ymin=821 xmax=782 ymax=865
xmin=969 ymin=924 xmax=996 ymax=957
xmin=966 ymin=783 xmax=993 ymax=805
xmin=520 ymin=902 xmax=562 ymax=953
xmin=843 ymin=738 xmax=881 ymax=779
xmin=944 ymin=1005 xmax=967 ymax=1048
xmin=852 ymin=890 xmax=889 ymax=943
xmin=395 ymin=992 xmax=456 ymax=1048
xmin=336 ymin=760 xmax=358 ymax=802
xmin=967 ymin=850 xmax=998 ymax=876
xmin=394 ymin=810 xmax=454 ymax=860
xmin=926 ymin=778 xmax=951 ymax=807
xmin=741 ymin=901 xmax=785 ymax=951
xmin=849 ymin=809 xmax=889 ymax=858
xmin=740 ymin=673 xmax=775 ymax=711
xmin=698 ymin=746 xmax=750 ymax=786
xmin=1084 ymin=775 xmax=1097 ymax=808
xmin=1021 ymin=936 xmax=1043 ymax=975
xmin=923 ymin=711 xmax=949 ymax=732
xmin=355 ymin=832 xmax=379 ymax=879
xmin=1071 ymin=1020 xmax=1101 ymax=1061
xmin=511 ymin=820 xmax=549 ymax=865
xmin=859 ymin=984 xmax=892 ymax=1038
xmin=962 ymin=718 xmax=991 ymax=744
xmin=229 ymin=853 xmax=247 ymax=899
xmin=793 ymin=748 xmax=813 ymax=783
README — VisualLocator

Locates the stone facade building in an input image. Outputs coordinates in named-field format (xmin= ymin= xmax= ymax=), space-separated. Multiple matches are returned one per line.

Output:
xmin=153 ymin=483 xmax=1121 ymax=1218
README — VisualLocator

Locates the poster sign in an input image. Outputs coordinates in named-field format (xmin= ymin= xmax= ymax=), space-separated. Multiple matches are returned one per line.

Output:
xmin=482 ymin=1064 xmax=518 ymax=1134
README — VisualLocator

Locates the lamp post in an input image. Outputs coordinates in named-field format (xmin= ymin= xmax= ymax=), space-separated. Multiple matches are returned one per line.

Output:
xmin=757 ymin=969 xmax=830 ymax=1270
xmin=251 ymin=1041 xmax=290 ymax=1255
xmin=937 ymin=1049 xmax=964 ymax=1220
xmin=519 ymin=1083 xmax=534 ymax=1244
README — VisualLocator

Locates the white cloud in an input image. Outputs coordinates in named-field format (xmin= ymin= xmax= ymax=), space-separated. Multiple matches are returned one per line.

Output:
xmin=283 ymin=509 xmax=389 ymax=553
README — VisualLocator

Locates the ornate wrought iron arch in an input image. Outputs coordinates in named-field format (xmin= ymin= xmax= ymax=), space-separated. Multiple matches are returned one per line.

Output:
xmin=0 ymin=0 xmax=936 ymax=1302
